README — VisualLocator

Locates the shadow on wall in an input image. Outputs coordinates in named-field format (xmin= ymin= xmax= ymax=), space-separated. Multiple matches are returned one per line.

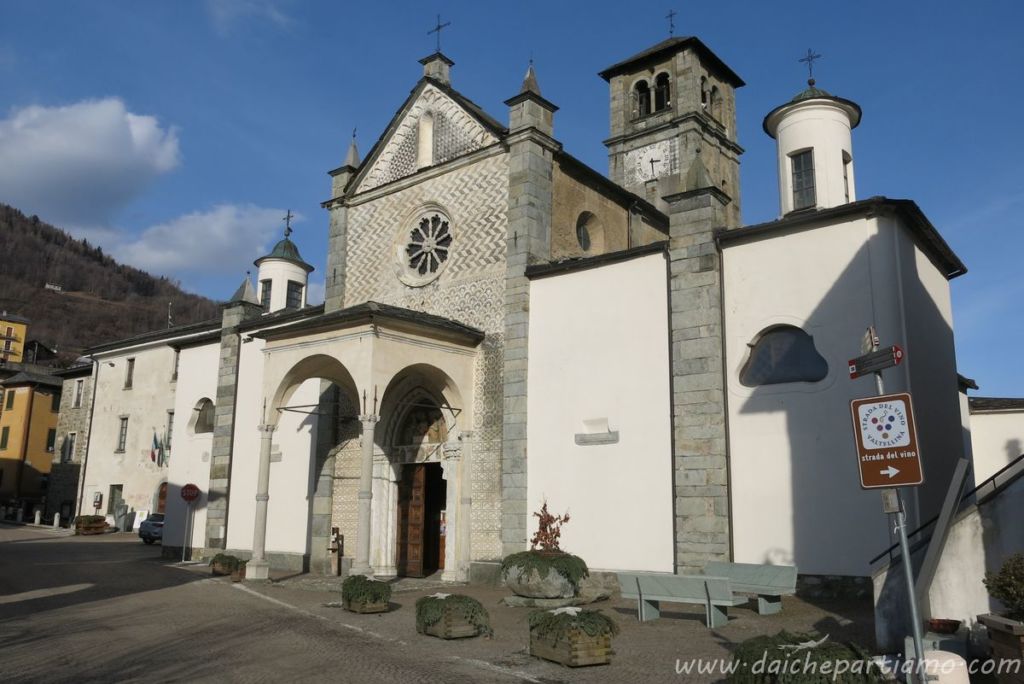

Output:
xmin=735 ymin=228 xmax=965 ymax=581
xmin=1007 ymin=438 xmax=1022 ymax=468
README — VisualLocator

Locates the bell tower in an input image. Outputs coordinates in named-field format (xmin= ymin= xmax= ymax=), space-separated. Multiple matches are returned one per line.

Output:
xmin=600 ymin=37 xmax=744 ymax=227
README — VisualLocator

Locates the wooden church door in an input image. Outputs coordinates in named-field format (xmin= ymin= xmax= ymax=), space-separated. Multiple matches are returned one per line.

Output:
xmin=397 ymin=464 xmax=427 ymax=577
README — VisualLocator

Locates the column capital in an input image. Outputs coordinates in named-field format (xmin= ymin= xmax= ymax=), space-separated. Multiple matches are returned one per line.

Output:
xmin=359 ymin=414 xmax=379 ymax=425
xmin=258 ymin=424 xmax=277 ymax=434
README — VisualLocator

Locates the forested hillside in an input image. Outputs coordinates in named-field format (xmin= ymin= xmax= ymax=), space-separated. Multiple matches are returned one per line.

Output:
xmin=0 ymin=204 xmax=219 ymax=362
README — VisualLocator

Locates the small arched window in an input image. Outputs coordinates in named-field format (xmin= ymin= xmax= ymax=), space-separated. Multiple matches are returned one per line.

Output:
xmin=191 ymin=398 xmax=215 ymax=434
xmin=700 ymin=77 xmax=708 ymax=109
xmin=709 ymin=86 xmax=721 ymax=121
xmin=740 ymin=326 xmax=828 ymax=387
xmin=417 ymin=111 xmax=434 ymax=169
xmin=634 ymin=80 xmax=651 ymax=118
xmin=654 ymin=73 xmax=671 ymax=112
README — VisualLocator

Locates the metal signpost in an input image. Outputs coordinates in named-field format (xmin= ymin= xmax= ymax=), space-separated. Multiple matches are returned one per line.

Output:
xmin=848 ymin=328 xmax=926 ymax=681
xmin=180 ymin=483 xmax=200 ymax=563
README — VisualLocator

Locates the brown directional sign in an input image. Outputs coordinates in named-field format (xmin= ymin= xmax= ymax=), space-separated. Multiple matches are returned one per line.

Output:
xmin=848 ymin=345 xmax=904 ymax=379
xmin=850 ymin=392 xmax=923 ymax=489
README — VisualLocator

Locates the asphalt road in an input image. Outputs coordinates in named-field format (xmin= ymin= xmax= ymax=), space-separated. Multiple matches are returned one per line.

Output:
xmin=0 ymin=525 xmax=517 ymax=683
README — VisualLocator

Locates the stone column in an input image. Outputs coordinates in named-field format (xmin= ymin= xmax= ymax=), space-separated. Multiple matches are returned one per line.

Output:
xmin=247 ymin=423 xmax=276 ymax=580
xmin=458 ymin=431 xmax=473 ymax=578
xmin=440 ymin=441 xmax=461 ymax=582
xmin=350 ymin=414 xmax=377 ymax=576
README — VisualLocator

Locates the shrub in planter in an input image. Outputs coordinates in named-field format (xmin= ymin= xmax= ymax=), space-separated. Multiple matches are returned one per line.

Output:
xmin=980 ymin=553 xmax=1024 ymax=681
xmin=727 ymin=631 xmax=885 ymax=683
xmin=210 ymin=553 xmax=244 ymax=576
xmin=528 ymin=607 xmax=618 ymax=667
xmin=74 ymin=515 xmax=108 ymax=535
xmin=341 ymin=575 xmax=392 ymax=614
xmin=501 ymin=500 xmax=589 ymax=599
xmin=415 ymin=593 xmax=492 ymax=639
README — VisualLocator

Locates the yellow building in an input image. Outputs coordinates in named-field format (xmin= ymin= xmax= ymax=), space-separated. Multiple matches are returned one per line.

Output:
xmin=0 ymin=371 xmax=62 ymax=508
xmin=0 ymin=313 xmax=30 ymax=365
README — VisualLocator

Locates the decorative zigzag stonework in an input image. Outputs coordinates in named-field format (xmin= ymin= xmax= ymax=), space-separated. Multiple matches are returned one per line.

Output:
xmin=356 ymin=84 xmax=499 ymax=193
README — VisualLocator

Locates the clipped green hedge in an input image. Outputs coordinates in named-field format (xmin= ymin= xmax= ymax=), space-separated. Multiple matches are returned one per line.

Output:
xmin=342 ymin=575 xmax=392 ymax=605
xmin=500 ymin=551 xmax=589 ymax=589
xmin=528 ymin=608 xmax=618 ymax=646
xmin=415 ymin=594 xmax=492 ymax=637
xmin=727 ymin=631 xmax=885 ymax=683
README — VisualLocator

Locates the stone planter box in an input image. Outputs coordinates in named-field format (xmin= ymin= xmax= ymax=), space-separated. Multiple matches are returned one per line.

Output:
xmin=979 ymin=614 xmax=1024 ymax=684
xmin=422 ymin=611 xmax=482 ymax=639
xmin=231 ymin=564 xmax=247 ymax=583
xmin=75 ymin=520 xmax=107 ymax=535
xmin=211 ymin=561 xmax=233 ymax=576
xmin=503 ymin=561 xmax=575 ymax=599
xmin=529 ymin=629 xmax=613 ymax=667
xmin=343 ymin=597 xmax=389 ymax=614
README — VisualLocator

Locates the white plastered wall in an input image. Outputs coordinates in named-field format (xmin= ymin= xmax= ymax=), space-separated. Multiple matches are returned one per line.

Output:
xmin=970 ymin=411 xmax=1024 ymax=483
xmin=225 ymin=336 xmax=318 ymax=557
xmin=723 ymin=214 xmax=964 ymax=576
xmin=163 ymin=342 xmax=218 ymax=548
xmin=527 ymin=252 xmax=674 ymax=572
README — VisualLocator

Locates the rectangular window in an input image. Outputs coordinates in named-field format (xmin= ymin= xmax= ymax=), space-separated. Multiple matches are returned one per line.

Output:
xmin=64 ymin=432 xmax=77 ymax=464
xmin=116 ymin=416 xmax=128 ymax=452
xmin=171 ymin=349 xmax=180 ymax=381
xmin=124 ymin=358 xmax=135 ymax=389
xmin=3 ymin=339 xmax=10 ymax=351
xmin=46 ymin=428 xmax=56 ymax=452
xmin=286 ymin=280 xmax=303 ymax=309
xmin=166 ymin=411 xmax=174 ymax=452
xmin=51 ymin=391 xmax=61 ymax=412
xmin=5 ymin=390 xmax=14 ymax=410
xmin=260 ymin=280 xmax=272 ymax=311
xmin=107 ymin=484 xmax=123 ymax=515
xmin=0 ymin=426 xmax=8 ymax=450
xmin=790 ymin=150 xmax=816 ymax=210
xmin=74 ymin=379 xmax=84 ymax=408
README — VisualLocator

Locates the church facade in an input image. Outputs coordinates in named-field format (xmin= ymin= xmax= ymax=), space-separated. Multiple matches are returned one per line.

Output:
xmin=75 ymin=36 xmax=969 ymax=583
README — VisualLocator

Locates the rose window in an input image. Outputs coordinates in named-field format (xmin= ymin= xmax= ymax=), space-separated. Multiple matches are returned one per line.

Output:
xmin=405 ymin=214 xmax=452 ymax=275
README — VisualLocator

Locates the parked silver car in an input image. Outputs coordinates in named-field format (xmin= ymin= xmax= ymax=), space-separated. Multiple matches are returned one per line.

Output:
xmin=139 ymin=513 xmax=164 ymax=544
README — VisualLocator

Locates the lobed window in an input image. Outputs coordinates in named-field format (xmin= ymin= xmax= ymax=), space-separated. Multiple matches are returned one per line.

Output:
xmin=116 ymin=416 xmax=129 ymax=452
xmin=286 ymin=280 xmax=304 ymax=310
xmin=790 ymin=150 xmax=816 ymax=210
xmin=740 ymin=326 xmax=828 ymax=387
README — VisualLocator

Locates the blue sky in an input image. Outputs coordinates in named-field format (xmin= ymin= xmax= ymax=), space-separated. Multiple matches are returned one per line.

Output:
xmin=1 ymin=1 xmax=1021 ymax=395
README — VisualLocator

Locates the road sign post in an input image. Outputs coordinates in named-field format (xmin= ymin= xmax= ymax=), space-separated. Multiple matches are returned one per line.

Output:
xmin=180 ymin=484 xmax=200 ymax=563
xmin=850 ymin=329 xmax=925 ymax=682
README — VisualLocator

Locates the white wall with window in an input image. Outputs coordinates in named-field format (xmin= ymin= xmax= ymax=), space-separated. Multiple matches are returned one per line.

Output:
xmin=722 ymin=212 xmax=963 ymax=576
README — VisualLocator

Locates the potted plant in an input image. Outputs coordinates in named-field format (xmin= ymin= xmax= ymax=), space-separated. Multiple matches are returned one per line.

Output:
xmin=74 ymin=515 xmax=108 ymax=535
xmin=415 ymin=593 xmax=492 ymax=639
xmin=210 ymin=553 xmax=244 ymax=577
xmin=341 ymin=575 xmax=392 ymax=614
xmin=980 ymin=553 xmax=1024 ymax=681
xmin=528 ymin=607 xmax=618 ymax=667
xmin=501 ymin=500 xmax=588 ymax=599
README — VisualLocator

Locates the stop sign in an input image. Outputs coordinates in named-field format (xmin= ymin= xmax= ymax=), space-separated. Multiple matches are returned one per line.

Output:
xmin=180 ymin=483 xmax=201 ymax=502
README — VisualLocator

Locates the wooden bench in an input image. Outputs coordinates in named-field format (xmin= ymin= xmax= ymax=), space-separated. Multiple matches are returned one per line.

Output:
xmin=703 ymin=561 xmax=797 ymax=615
xmin=616 ymin=572 xmax=749 ymax=628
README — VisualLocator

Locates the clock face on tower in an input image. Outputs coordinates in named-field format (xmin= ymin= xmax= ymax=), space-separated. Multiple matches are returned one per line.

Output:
xmin=625 ymin=140 xmax=676 ymax=186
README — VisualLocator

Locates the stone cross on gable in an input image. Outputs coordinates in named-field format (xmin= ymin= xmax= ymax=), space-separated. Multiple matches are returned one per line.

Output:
xmin=428 ymin=14 xmax=451 ymax=53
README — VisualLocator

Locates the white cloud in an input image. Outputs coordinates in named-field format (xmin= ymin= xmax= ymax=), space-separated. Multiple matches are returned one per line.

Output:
xmin=113 ymin=204 xmax=293 ymax=279
xmin=206 ymin=0 xmax=292 ymax=33
xmin=0 ymin=98 xmax=180 ymax=228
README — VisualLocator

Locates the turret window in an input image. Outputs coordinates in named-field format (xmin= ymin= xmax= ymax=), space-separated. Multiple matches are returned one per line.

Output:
xmin=654 ymin=73 xmax=671 ymax=112
xmin=260 ymin=279 xmax=272 ymax=311
xmin=633 ymin=80 xmax=651 ymax=118
xmin=842 ymin=151 xmax=853 ymax=203
xmin=286 ymin=280 xmax=304 ymax=309
xmin=790 ymin=150 xmax=816 ymax=210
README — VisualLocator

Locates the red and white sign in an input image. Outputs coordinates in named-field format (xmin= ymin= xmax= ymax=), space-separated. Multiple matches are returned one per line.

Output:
xmin=848 ymin=345 xmax=904 ymax=379
xmin=850 ymin=392 xmax=924 ymax=489
xmin=180 ymin=483 xmax=201 ymax=502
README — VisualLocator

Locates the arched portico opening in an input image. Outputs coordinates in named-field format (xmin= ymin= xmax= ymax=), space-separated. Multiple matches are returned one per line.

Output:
xmin=362 ymin=363 xmax=471 ymax=580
